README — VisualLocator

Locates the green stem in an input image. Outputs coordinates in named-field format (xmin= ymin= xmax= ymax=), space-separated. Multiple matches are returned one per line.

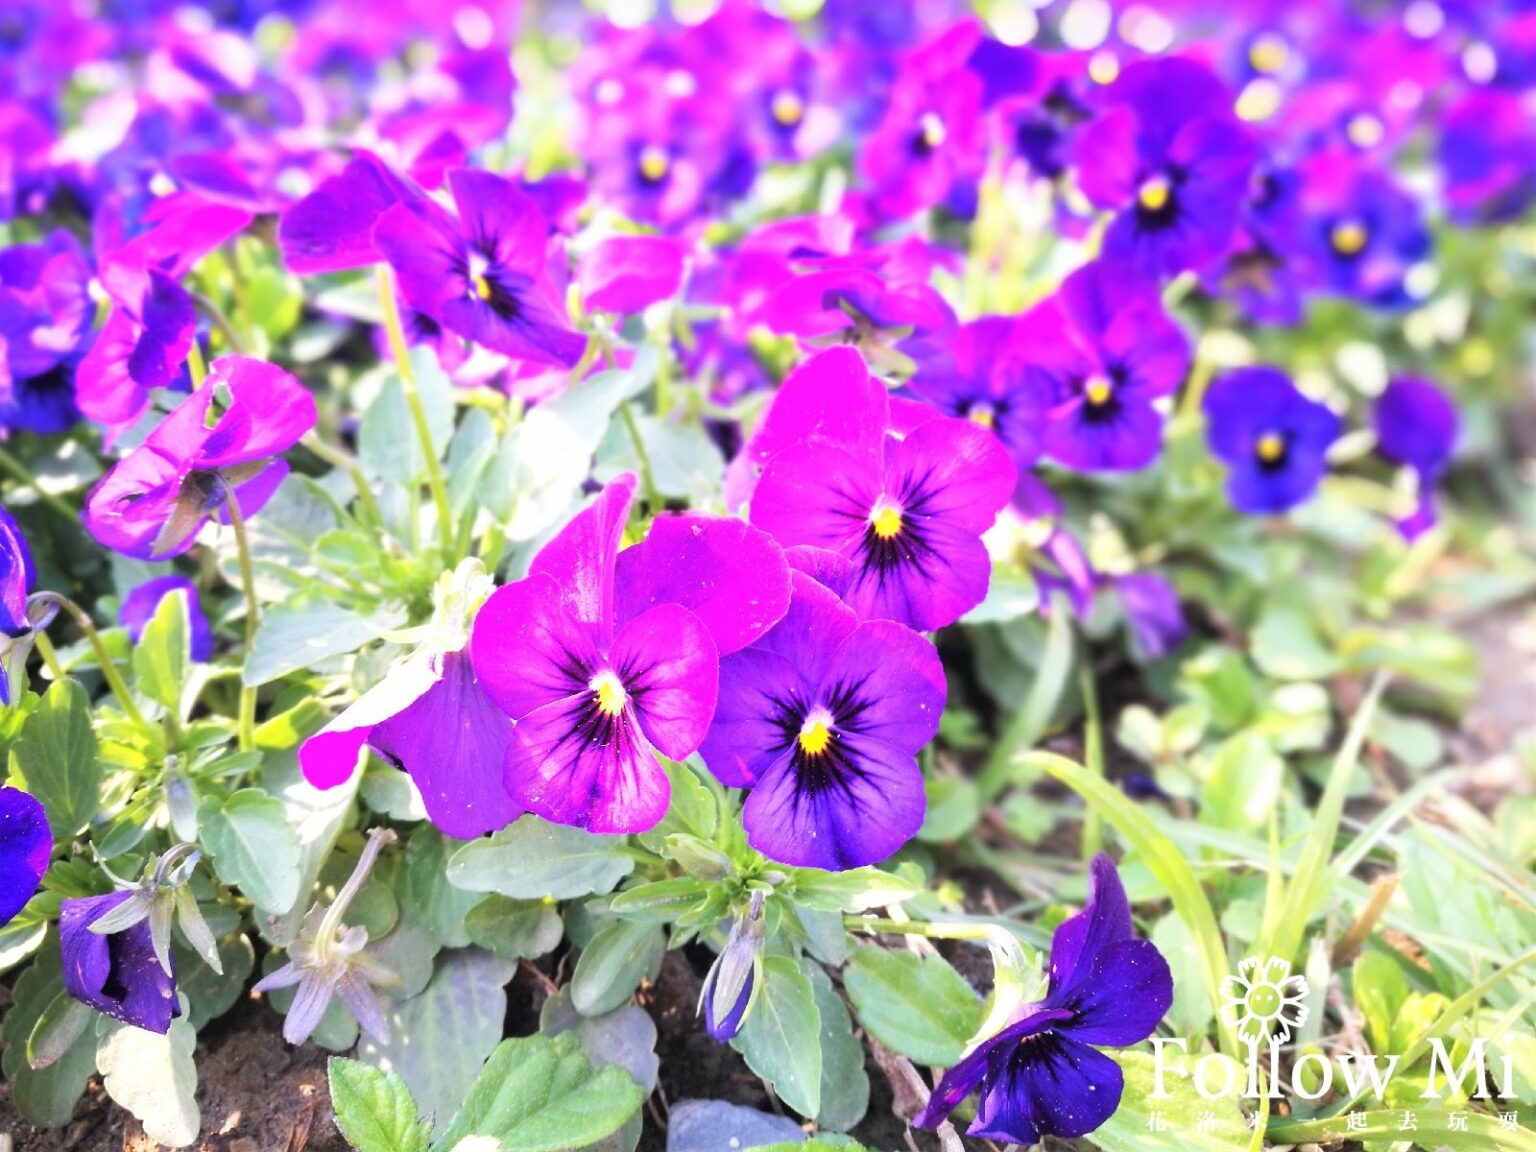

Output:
xmin=376 ymin=266 xmax=455 ymax=561
xmin=31 ymin=593 xmax=149 ymax=731
xmin=186 ymin=340 xmax=208 ymax=387
xmin=33 ymin=631 xmax=64 ymax=682
xmin=845 ymin=916 xmax=1003 ymax=944
xmin=0 ymin=448 xmax=78 ymax=523
xmin=619 ymin=401 xmax=660 ymax=510
xmin=300 ymin=432 xmax=384 ymax=529
xmin=224 ymin=493 xmax=260 ymax=751
xmin=1078 ymin=665 xmax=1104 ymax=861
xmin=568 ymin=334 xmax=600 ymax=384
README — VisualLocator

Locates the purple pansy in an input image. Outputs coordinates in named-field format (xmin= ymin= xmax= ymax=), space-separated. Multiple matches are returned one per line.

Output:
xmin=83 ymin=356 xmax=317 ymax=560
xmin=749 ymin=349 xmax=1015 ymax=632
xmin=1073 ymin=57 xmax=1258 ymax=280
xmin=1204 ymin=367 xmax=1342 ymax=515
xmin=905 ymin=317 xmax=1044 ymax=469
xmin=1115 ymin=572 xmax=1187 ymax=661
xmin=471 ymin=477 xmax=792 ymax=834
xmin=0 ymin=230 xmax=93 ymax=386
xmin=579 ymin=235 xmax=688 ymax=315
xmin=700 ymin=571 xmax=944 ymax=870
xmin=916 ymin=854 xmax=1173 ymax=1144
xmin=277 ymin=150 xmax=424 ymax=275
xmin=0 ymin=505 xmax=35 ymax=643
xmin=1299 ymin=151 xmax=1430 ymax=309
xmin=0 ymin=788 xmax=50 ymax=929
xmin=1375 ymin=377 xmax=1458 ymax=540
xmin=77 ymin=198 xmax=252 ymax=428
xmin=1012 ymin=261 xmax=1190 ymax=472
xmin=119 ymin=575 xmax=214 ymax=662
xmin=61 ymin=890 xmax=180 ymax=1033
xmin=1440 ymin=90 xmax=1536 ymax=225
xmin=373 ymin=168 xmax=586 ymax=368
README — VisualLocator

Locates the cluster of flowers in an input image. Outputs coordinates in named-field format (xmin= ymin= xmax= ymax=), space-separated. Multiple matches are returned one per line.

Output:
xmin=0 ymin=0 xmax=1524 ymax=1143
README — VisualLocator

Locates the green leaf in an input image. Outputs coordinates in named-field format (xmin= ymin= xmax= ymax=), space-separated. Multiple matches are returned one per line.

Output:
xmin=1200 ymin=732 xmax=1283 ymax=835
xmin=806 ymin=963 xmax=869 ymax=1133
xmin=732 ymin=956 xmax=822 ymax=1119
xmin=429 ymin=1032 xmax=644 ymax=1152
xmin=1250 ymin=604 xmax=1340 ymax=680
xmin=1090 ymin=1051 xmax=1250 ymax=1152
xmin=328 ymin=1058 xmax=431 ymax=1152
xmin=359 ymin=347 xmax=455 ymax=481
xmin=570 ymin=921 xmax=665 ymax=1017
xmin=447 ymin=818 xmax=634 ymax=900
xmin=400 ymin=826 xmax=480 ymax=948
xmin=97 ymin=1011 xmax=201 ymax=1148
xmin=361 ymin=949 xmax=519 ymax=1137
xmin=11 ymin=679 xmax=101 ymax=840
xmin=0 ymin=948 xmax=95 ymax=1125
xmin=464 ymin=896 xmax=564 ymax=961
xmin=131 ymin=586 xmax=190 ymax=714
xmin=843 ymin=946 xmax=983 ymax=1067
xmin=245 ymin=601 xmax=406 ymax=686
xmin=606 ymin=877 xmax=708 ymax=922
xmin=788 ymin=867 xmax=919 ymax=913
xmin=199 ymin=788 xmax=302 ymax=912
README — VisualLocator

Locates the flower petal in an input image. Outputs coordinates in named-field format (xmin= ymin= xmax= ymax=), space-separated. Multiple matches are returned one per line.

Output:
xmin=1055 ymin=938 xmax=1173 ymax=1047
xmin=470 ymin=572 xmax=599 ymax=720
xmin=0 ymin=788 xmax=50 ymax=928
xmin=611 ymin=603 xmax=718 ymax=761
xmin=299 ymin=652 xmax=442 ymax=789
xmin=969 ymin=1032 xmax=1124 ymax=1143
xmin=528 ymin=476 xmax=637 ymax=642
xmin=1048 ymin=852 xmax=1134 ymax=999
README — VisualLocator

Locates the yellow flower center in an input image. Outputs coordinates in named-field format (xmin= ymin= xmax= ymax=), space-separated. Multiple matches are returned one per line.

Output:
xmin=798 ymin=716 xmax=832 ymax=756
xmin=1138 ymin=176 xmax=1171 ymax=212
xmin=968 ymin=402 xmax=996 ymax=429
xmin=1331 ymin=221 xmax=1368 ymax=255
xmin=871 ymin=504 xmax=903 ymax=540
xmin=473 ymin=274 xmax=493 ymax=302
xmin=1256 ymin=432 xmax=1286 ymax=463
xmin=591 ymin=671 xmax=628 ymax=717
xmin=918 ymin=113 xmax=946 ymax=150
xmin=1084 ymin=375 xmax=1114 ymax=406
xmin=638 ymin=146 xmax=670 ymax=182
xmin=771 ymin=90 xmax=804 ymax=127
xmin=1248 ymin=34 xmax=1289 ymax=75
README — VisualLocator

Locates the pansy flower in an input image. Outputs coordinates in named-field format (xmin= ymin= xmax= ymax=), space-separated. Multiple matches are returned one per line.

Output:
xmin=300 ymin=560 xmax=519 ymax=841
xmin=578 ymin=235 xmax=688 ymax=316
xmin=1013 ymin=260 xmax=1190 ymax=472
xmin=749 ymin=349 xmax=1016 ymax=632
xmin=61 ymin=890 xmax=180 ymax=1033
xmin=1204 ymin=367 xmax=1341 ymax=515
xmin=1439 ymin=89 xmax=1536 ymax=225
xmin=277 ymin=150 xmax=424 ymax=275
xmin=1298 ymin=150 xmax=1430 ymax=309
xmin=916 ymin=854 xmax=1173 ymax=1144
xmin=83 ymin=356 xmax=316 ymax=560
xmin=373 ymin=169 xmax=586 ymax=368
xmin=471 ymin=477 xmax=792 ymax=834
xmin=1115 ymin=572 xmax=1187 ymax=661
xmin=1073 ymin=57 xmax=1258 ymax=279
xmin=0 ymin=788 xmax=50 ymax=929
xmin=0 ymin=506 xmax=36 ymax=705
xmin=1374 ymin=377 xmax=1458 ymax=540
xmin=119 ymin=575 xmax=214 ymax=662
xmin=700 ymin=570 xmax=945 ymax=870
xmin=906 ymin=317 xmax=1045 ymax=469
xmin=0 ymin=231 xmax=93 ymax=387
xmin=77 ymin=197 xmax=253 ymax=427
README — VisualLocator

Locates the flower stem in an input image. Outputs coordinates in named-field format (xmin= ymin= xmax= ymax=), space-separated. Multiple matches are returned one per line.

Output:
xmin=224 ymin=493 xmax=260 ymax=751
xmin=619 ymin=400 xmax=660 ymax=509
xmin=376 ymin=266 xmax=454 ymax=562
xmin=845 ymin=916 xmax=1003 ymax=943
xmin=30 ymin=592 xmax=149 ymax=731
xmin=300 ymin=432 xmax=384 ymax=529
xmin=33 ymin=631 xmax=64 ymax=681
xmin=0 ymin=447 xmax=79 ymax=524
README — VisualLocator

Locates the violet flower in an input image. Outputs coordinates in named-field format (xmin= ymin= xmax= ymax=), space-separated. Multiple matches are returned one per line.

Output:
xmin=61 ymin=890 xmax=180 ymax=1033
xmin=83 ymin=356 xmax=317 ymax=560
xmin=119 ymin=575 xmax=214 ymax=662
xmin=77 ymin=197 xmax=252 ymax=427
xmin=699 ymin=889 xmax=766 ymax=1043
xmin=578 ymin=235 xmax=688 ymax=315
xmin=1204 ymin=367 xmax=1341 ymax=515
xmin=0 ymin=230 xmax=93 ymax=389
xmin=700 ymin=570 xmax=945 ymax=870
xmin=915 ymin=854 xmax=1173 ymax=1144
xmin=1014 ymin=260 xmax=1190 ymax=472
xmin=471 ymin=477 xmax=792 ymax=834
xmin=906 ymin=317 xmax=1045 ymax=470
xmin=1375 ymin=377 xmax=1459 ymax=540
xmin=300 ymin=559 xmax=520 ymax=841
xmin=255 ymin=829 xmax=398 ymax=1046
xmin=373 ymin=168 xmax=586 ymax=368
xmin=1073 ymin=57 xmax=1258 ymax=280
xmin=0 ymin=787 xmax=50 ymax=929
xmin=0 ymin=506 xmax=36 ymax=705
xmin=749 ymin=349 xmax=1016 ymax=632
xmin=277 ymin=150 xmax=424 ymax=275
xmin=1298 ymin=150 xmax=1430 ymax=309
xmin=1115 ymin=572 xmax=1188 ymax=661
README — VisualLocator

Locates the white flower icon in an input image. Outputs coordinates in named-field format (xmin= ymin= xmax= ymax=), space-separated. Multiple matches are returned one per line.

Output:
xmin=1219 ymin=955 xmax=1310 ymax=1045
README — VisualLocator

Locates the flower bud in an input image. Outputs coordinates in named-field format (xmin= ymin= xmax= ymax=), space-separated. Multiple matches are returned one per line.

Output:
xmin=699 ymin=890 xmax=766 ymax=1043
